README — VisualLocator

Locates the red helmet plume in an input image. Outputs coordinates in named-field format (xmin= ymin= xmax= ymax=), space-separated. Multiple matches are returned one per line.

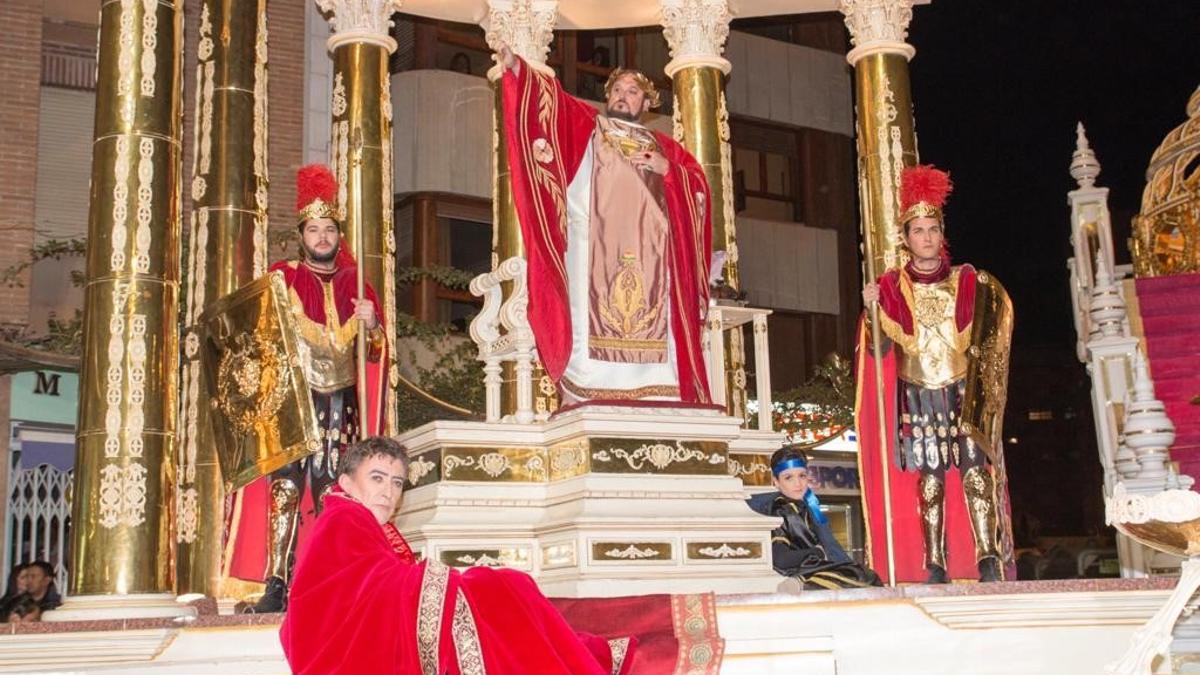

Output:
xmin=899 ymin=164 xmax=953 ymax=225
xmin=296 ymin=164 xmax=339 ymax=222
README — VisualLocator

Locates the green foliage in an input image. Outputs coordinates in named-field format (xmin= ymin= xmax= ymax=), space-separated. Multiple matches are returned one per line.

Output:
xmin=0 ymin=238 xmax=87 ymax=356
xmin=1 ymin=238 xmax=87 ymax=288
xmin=396 ymin=265 xmax=475 ymax=291
xmin=395 ymin=335 xmax=484 ymax=430
xmin=756 ymin=353 xmax=855 ymax=447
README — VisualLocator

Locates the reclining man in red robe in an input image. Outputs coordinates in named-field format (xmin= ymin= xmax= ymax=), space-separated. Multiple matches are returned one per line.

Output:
xmin=281 ymin=437 xmax=635 ymax=674
xmin=497 ymin=44 xmax=713 ymax=406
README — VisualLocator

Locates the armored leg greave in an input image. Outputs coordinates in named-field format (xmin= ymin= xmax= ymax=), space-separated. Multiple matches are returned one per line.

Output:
xmin=963 ymin=465 xmax=1001 ymax=563
xmin=918 ymin=472 xmax=947 ymax=570
xmin=265 ymin=477 xmax=301 ymax=582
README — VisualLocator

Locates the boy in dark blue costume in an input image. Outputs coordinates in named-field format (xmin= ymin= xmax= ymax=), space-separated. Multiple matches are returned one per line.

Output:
xmin=747 ymin=447 xmax=881 ymax=590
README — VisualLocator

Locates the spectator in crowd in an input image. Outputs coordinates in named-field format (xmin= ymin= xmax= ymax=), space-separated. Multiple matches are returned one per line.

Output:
xmin=579 ymin=45 xmax=611 ymax=100
xmin=1 ymin=564 xmax=26 ymax=600
xmin=748 ymin=447 xmax=881 ymax=590
xmin=22 ymin=562 xmax=61 ymax=612
xmin=450 ymin=51 xmax=472 ymax=75
xmin=0 ymin=564 xmax=27 ymax=620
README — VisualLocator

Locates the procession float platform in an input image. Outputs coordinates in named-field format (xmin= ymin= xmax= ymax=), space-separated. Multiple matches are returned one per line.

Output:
xmin=7 ymin=577 xmax=1197 ymax=674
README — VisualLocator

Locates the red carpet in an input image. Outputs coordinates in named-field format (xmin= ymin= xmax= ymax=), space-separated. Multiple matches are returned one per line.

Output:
xmin=552 ymin=593 xmax=723 ymax=675
xmin=1133 ymin=273 xmax=1200 ymax=483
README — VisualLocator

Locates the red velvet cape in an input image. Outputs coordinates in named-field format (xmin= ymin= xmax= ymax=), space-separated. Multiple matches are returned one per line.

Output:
xmin=501 ymin=58 xmax=713 ymax=403
xmin=854 ymin=263 xmax=978 ymax=584
xmin=280 ymin=491 xmax=633 ymax=674
xmin=224 ymin=252 xmax=389 ymax=584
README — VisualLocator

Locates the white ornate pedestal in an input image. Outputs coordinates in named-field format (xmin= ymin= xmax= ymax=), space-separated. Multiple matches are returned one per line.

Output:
xmin=396 ymin=404 xmax=784 ymax=596
xmin=1107 ymin=484 xmax=1200 ymax=674
xmin=399 ymin=256 xmax=787 ymax=596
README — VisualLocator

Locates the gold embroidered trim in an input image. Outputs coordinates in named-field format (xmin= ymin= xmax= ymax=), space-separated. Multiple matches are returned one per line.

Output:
xmin=416 ymin=561 xmax=449 ymax=675
xmin=288 ymin=286 xmax=359 ymax=352
xmin=451 ymin=589 xmax=486 ymax=675
xmin=560 ymin=377 xmax=679 ymax=401
xmin=588 ymin=336 xmax=668 ymax=351
xmin=670 ymin=593 xmax=723 ymax=675
xmin=608 ymin=637 xmax=631 ymax=675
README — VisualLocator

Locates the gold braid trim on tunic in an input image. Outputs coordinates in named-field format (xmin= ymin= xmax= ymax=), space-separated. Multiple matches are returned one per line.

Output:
xmin=287 ymin=282 xmax=383 ymax=393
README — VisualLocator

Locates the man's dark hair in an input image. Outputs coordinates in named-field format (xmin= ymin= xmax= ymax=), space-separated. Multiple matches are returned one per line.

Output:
xmin=25 ymin=562 xmax=53 ymax=579
xmin=769 ymin=446 xmax=808 ymax=471
xmin=337 ymin=436 xmax=410 ymax=477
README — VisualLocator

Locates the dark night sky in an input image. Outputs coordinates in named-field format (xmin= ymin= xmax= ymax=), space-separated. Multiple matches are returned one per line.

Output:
xmin=907 ymin=0 xmax=1200 ymax=359
xmin=898 ymin=2 xmax=1200 ymax=538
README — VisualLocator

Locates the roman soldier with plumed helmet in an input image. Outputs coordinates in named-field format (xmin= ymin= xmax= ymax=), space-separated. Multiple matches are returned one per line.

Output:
xmin=227 ymin=164 xmax=388 ymax=612
xmin=856 ymin=165 xmax=1014 ymax=584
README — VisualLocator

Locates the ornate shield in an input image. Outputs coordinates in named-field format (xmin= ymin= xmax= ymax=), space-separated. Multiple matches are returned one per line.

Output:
xmin=960 ymin=270 xmax=1016 ymax=566
xmin=960 ymin=270 xmax=1014 ymax=463
xmin=198 ymin=272 xmax=320 ymax=490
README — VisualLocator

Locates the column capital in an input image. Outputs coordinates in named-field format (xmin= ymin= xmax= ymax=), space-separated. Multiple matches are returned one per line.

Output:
xmin=483 ymin=0 xmax=558 ymax=81
xmin=839 ymin=0 xmax=916 ymax=65
xmin=660 ymin=0 xmax=731 ymax=77
xmin=316 ymin=0 xmax=403 ymax=53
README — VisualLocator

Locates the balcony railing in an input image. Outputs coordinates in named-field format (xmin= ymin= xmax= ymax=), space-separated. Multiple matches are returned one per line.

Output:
xmin=42 ymin=43 xmax=96 ymax=92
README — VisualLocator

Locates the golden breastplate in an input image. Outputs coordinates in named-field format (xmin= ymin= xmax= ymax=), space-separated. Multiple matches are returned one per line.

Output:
xmin=897 ymin=276 xmax=969 ymax=389
xmin=289 ymin=283 xmax=359 ymax=394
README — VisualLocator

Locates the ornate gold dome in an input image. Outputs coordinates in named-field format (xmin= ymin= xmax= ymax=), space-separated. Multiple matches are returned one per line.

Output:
xmin=1132 ymin=85 xmax=1200 ymax=277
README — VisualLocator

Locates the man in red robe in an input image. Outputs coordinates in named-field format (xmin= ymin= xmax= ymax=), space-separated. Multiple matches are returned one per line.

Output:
xmin=281 ymin=436 xmax=635 ymax=675
xmin=855 ymin=165 xmax=1012 ymax=584
xmin=229 ymin=164 xmax=389 ymax=612
xmin=498 ymin=45 xmax=713 ymax=405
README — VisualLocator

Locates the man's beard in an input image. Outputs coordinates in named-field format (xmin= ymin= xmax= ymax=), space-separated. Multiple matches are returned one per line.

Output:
xmin=303 ymin=240 xmax=338 ymax=264
xmin=605 ymin=106 xmax=641 ymax=123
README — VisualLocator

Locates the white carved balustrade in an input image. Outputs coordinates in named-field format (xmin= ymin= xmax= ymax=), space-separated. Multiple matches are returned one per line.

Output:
xmin=704 ymin=303 xmax=774 ymax=430
xmin=1086 ymin=257 xmax=1138 ymax=491
xmin=469 ymin=256 xmax=538 ymax=424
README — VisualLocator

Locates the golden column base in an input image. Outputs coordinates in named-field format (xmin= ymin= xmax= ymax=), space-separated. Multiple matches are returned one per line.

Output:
xmin=72 ymin=0 xmax=183 ymax=597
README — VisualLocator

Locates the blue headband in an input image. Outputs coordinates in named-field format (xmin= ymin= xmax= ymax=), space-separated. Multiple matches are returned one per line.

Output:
xmin=771 ymin=456 xmax=808 ymax=477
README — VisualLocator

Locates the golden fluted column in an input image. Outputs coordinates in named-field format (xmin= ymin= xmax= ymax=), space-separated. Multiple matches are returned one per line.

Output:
xmin=483 ymin=0 xmax=560 ymax=418
xmin=64 ymin=0 xmax=184 ymax=609
xmin=176 ymin=0 xmax=270 ymax=598
xmin=839 ymin=0 xmax=919 ymax=585
xmin=660 ymin=0 xmax=747 ymax=418
xmin=839 ymin=0 xmax=920 ymax=281
xmin=318 ymin=0 xmax=402 ymax=434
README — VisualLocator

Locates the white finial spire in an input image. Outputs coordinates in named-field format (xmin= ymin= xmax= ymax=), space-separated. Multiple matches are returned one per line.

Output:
xmin=1089 ymin=256 xmax=1126 ymax=338
xmin=1123 ymin=349 xmax=1176 ymax=481
xmin=1075 ymin=121 xmax=1099 ymax=187
xmin=1070 ymin=122 xmax=1101 ymax=189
